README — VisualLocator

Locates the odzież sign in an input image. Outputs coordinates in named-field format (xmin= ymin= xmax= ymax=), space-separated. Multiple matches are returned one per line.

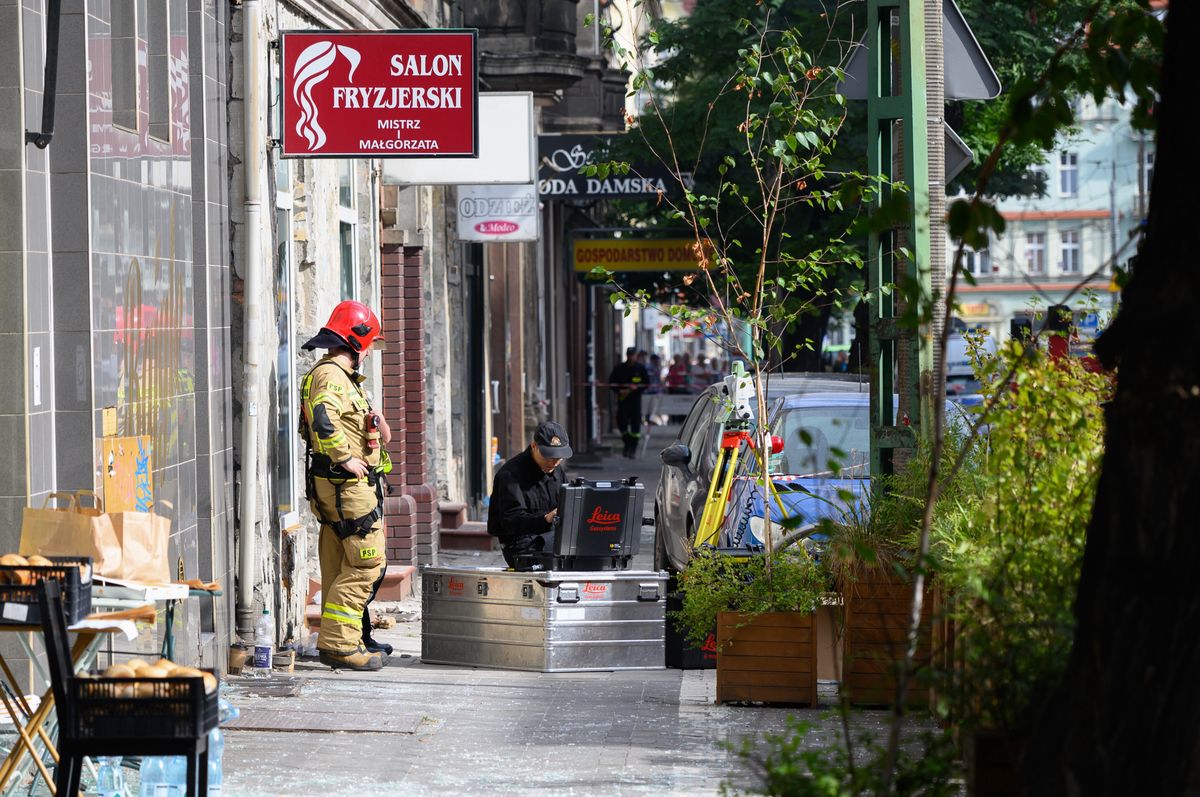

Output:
xmin=281 ymin=30 xmax=478 ymax=158
xmin=539 ymin=134 xmax=694 ymax=198
xmin=456 ymin=184 xmax=538 ymax=242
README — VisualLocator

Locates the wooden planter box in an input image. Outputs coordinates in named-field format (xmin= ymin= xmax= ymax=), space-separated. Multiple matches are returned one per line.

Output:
xmin=929 ymin=587 xmax=957 ymax=721
xmin=840 ymin=568 xmax=934 ymax=708
xmin=715 ymin=611 xmax=817 ymax=706
xmin=964 ymin=729 xmax=1027 ymax=797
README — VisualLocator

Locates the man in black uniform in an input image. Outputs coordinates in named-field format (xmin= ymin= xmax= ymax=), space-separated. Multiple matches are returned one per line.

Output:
xmin=487 ymin=421 xmax=572 ymax=568
xmin=609 ymin=347 xmax=651 ymax=459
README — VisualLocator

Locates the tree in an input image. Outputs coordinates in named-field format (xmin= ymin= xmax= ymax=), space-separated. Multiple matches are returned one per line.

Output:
xmin=950 ymin=0 xmax=1095 ymax=197
xmin=613 ymin=0 xmax=1107 ymax=369
xmin=605 ymin=0 xmax=877 ymax=372
xmin=1023 ymin=2 xmax=1200 ymax=792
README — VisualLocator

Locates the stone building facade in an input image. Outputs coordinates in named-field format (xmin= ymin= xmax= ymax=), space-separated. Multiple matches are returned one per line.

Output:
xmin=232 ymin=0 xmax=447 ymax=644
xmin=951 ymin=95 xmax=1151 ymax=340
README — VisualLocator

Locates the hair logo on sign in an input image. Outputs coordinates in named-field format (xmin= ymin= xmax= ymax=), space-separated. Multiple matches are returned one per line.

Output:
xmin=292 ymin=41 xmax=361 ymax=151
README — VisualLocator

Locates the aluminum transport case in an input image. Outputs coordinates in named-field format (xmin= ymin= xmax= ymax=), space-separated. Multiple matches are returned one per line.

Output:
xmin=421 ymin=566 xmax=668 ymax=672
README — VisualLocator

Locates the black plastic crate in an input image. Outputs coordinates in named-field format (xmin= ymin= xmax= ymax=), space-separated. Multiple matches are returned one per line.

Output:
xmin=665 ymin=590 xmax=717 ymax=670
xmin=72 ymin=673 xmax=219 ymax=740
xmin=0 ymin=556 xmax=92 ymax=625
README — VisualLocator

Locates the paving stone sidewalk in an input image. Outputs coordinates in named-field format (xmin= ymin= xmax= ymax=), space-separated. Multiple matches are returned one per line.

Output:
xmin=220 ymin=618 xmax=885 ymax=797
xmin=219 ymin=425 xmax=904 ymax=796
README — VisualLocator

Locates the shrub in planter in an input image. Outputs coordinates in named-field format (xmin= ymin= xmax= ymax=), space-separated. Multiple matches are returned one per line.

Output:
xmin=928 ymin=331 xmax=1110 ymax=791
xmin=676 ymin=548 xmax=827 ymax=706
xmin=825 ymin=436 xmax=984 ymax=709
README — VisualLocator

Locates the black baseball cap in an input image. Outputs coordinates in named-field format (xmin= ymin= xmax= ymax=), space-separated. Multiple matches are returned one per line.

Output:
xmin=532 ymin=421 xmax=573 ymax=459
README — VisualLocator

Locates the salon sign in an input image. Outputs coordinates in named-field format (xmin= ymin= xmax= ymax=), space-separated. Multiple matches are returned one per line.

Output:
xmin=280 ymin=30 xmax=478 ymax=158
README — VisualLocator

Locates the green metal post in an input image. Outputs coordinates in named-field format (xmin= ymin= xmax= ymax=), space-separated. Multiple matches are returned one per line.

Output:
xmin=866 ymin=0 xmax=931 ymax=477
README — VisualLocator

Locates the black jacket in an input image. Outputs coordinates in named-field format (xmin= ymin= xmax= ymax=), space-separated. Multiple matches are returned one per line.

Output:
xmin=609 ymin=360 xmax=650 ymax=409
xmin=486 ymin=448 xmax=566 ymax=542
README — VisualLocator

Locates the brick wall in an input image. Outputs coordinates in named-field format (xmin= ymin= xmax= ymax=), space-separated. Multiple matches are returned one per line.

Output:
xmin=380 ymin=245 xmax=439 ymax=565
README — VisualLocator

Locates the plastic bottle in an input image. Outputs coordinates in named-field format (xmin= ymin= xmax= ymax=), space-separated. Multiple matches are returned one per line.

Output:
xmin=208 ymin=696 xmax=239 ymax=796
xmin=138 ymin=757 xmax=174 ymax=797
xmin=207 ymin=727 xmax=223 ymax=797
xmin=251 ymin=608 xmax=274 ymax=677
xmin=92 ymin=756 xmax=125 ymax=797
xmin=163 ymin=756 xmax=187 ymax=796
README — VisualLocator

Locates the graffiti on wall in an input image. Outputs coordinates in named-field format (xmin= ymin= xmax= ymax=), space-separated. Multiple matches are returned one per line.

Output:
xmin=116 ymin=199 xmax=193 ymax=479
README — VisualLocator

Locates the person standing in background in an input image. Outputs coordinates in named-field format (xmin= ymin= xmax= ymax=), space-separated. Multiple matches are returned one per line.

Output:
xmin=666 ymin=354 xmax=689 ymax=394
xmin=690 ymin=354 xmax=714 ymax=392
xmin=645 ymin=353 xmax=664 ymax=425
xmin=609 ymin=347 xmax=650 ymax=459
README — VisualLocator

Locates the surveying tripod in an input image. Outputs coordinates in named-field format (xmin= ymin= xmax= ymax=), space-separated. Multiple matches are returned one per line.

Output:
xmin=692 ymin=419 xmax=792 ymax=550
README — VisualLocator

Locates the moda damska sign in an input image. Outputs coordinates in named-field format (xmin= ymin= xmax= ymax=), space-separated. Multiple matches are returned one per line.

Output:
xmin=280 ymin=30 xmax=478 ymax=158
xmin=455 ymin=184 xmax=539 ymax=242
xmin=538 ymin=134 xmax=694 ymax=198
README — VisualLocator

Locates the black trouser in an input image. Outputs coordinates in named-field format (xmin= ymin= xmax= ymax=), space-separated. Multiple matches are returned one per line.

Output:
xmin=500 ymin=532 xmax=554 ymax=569
xmin=616 ymin=398 xmax=643 ymax=457
xmin=361 ymin=568 xmax=385 ymax=643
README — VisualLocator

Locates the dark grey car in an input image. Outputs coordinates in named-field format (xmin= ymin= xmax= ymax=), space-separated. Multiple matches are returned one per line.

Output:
xmin=653 ymin=373 xmax=869 ymax=572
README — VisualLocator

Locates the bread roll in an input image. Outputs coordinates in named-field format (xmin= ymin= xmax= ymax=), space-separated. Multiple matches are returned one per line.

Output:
xmin=125 ymin=658 xmax=149 ymax=671
xmin=20 ymin=554 xmax=53 ymax=584
xmin=136 ymin=666 xmax=169 ymax=678
xmin=201 ymin=672 xmax=218 ymax=694
xmin=153 ymin=657 xmax=179 ymax=672
xmin=104 ymin=664 xmax=136 ymax=679
xmin=0 ymin=554 xmax=29 ymax=585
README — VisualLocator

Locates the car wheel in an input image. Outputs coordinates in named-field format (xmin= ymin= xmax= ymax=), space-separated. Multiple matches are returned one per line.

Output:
xmin=653 ymin=511 xmax=670 ymax=572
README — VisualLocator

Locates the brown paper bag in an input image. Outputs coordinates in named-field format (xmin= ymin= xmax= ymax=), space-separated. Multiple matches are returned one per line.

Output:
xmin=19 ymin=491 xmax=122 ymax=576
xmin=109 ymin=500 xmax=172 ymax=584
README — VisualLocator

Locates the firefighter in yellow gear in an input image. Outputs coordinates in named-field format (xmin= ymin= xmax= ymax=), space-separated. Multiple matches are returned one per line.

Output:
xmin=299 ymin=301 xmax=391 ymax=672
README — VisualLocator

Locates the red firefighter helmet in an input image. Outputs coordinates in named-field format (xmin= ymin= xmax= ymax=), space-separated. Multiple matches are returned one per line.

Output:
xmin=323 ymin=300 xmax=384 ymax=352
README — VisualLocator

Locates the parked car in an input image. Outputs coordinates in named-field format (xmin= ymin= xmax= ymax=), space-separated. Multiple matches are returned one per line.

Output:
xmin=655 ymin=381 xmax=969 ymax=572
xmin=654 ymin=373 xmax=868 ymax=572
xmin=718 ymin=392 xmax=873 ymax=556
xmin=945 ymin=328 xmax=998 ymax=398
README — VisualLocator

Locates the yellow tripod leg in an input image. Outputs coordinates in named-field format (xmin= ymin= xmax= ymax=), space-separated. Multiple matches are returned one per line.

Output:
xmin=694 ymin=444 xmax=742 ymax=548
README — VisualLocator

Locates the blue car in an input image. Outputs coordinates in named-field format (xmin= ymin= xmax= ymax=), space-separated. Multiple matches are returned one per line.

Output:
xmin=717 ymin=394 xmax=970 ymax=553
xmin=719 ymin=393 xmax=872 ymax=552
xmin=654 ymin=374 xmax=870 ymax=572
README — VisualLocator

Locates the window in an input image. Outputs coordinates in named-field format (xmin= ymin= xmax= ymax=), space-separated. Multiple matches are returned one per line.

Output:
xmin=274 ymin=207 xmax=297 ymax=514
xmin=338 ymin=160 xmax=355 ymax=209
xmin=1025 ymin=232 xmax=1046 ymax=274
xmin=111 ymin=0 xmax=138 ymax=131
xmin=339 ymin=222 xmax=355 ymax=300
xmin=275 ymin=156 xmax=290 ymax=193
xmin=963 ymin=247 xmax=993 ymax=277
xmin=147 ymin=1 xmax=170 ymax=140
xmin=777 ymin=405 xmax=870 ymax=477
xmin=1059 ymin=152 xmax=1079 ymax=196
xmin=1060 ymin=230 xmax=1081 ymax=274
xmin=338 ymin=161 xmax=356 ymax=301
xmin=683 ymin=398 xmax=720 ymax=477
xmin=273 ymin=152 xmax=298 ymax=516
xmin=1142 ymin=150 xmax=1155 ymax=190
